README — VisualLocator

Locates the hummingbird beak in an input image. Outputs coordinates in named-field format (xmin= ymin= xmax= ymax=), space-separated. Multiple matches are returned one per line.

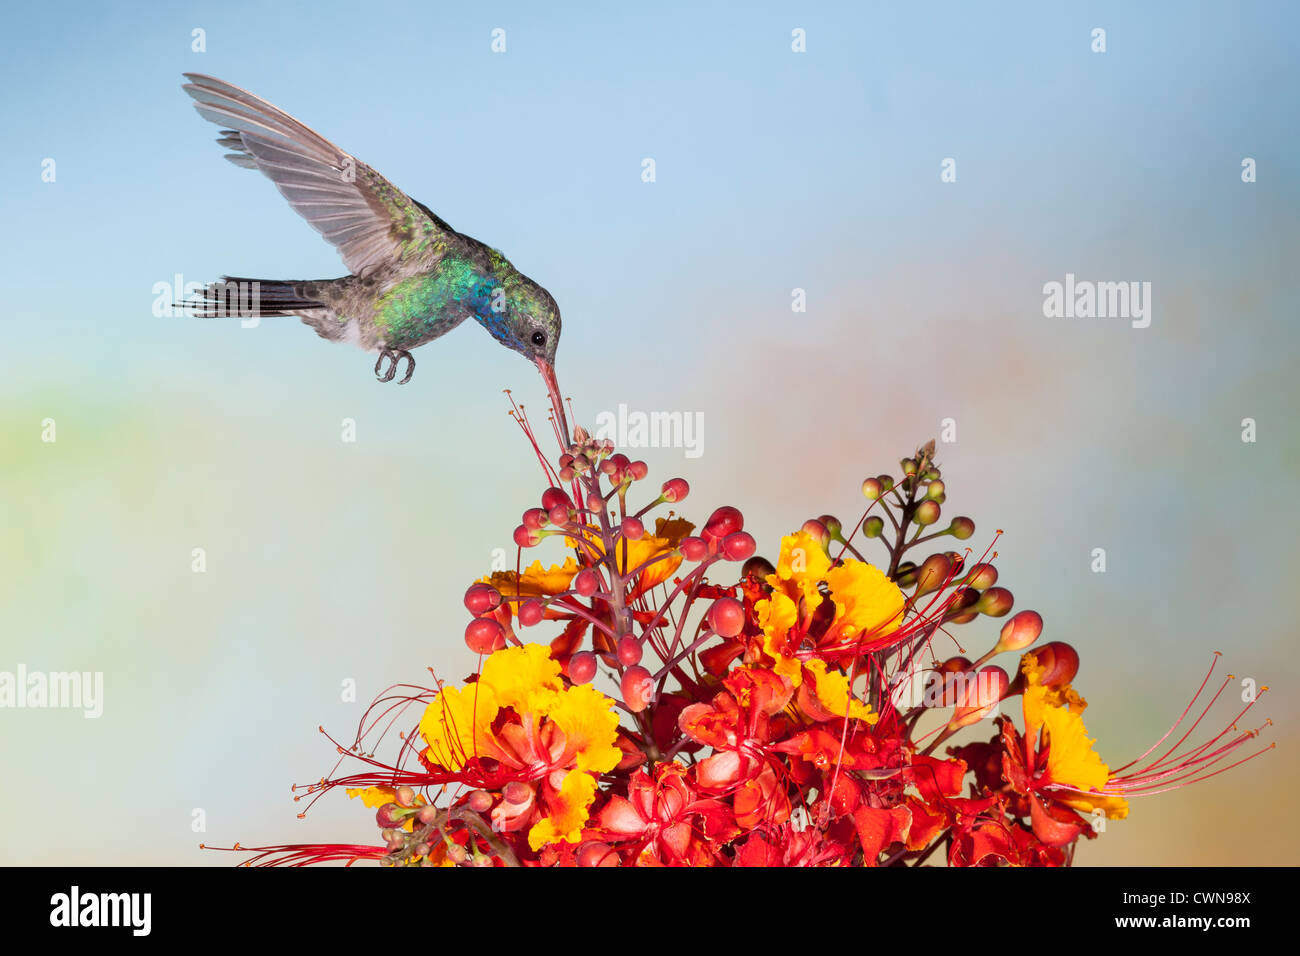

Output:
xmin=534 ymin=356 xmax=571 ymax=447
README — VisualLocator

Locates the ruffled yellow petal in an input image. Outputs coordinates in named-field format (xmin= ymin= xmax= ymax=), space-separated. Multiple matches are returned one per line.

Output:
xmin=528 ymin=770 xmax=598 ymax=850
xmin=419 ymin=682 xmax=500 ymax=770
xmin=481 ymin=643 xmax=563 ymax=715
xmin=804 ymin=659 xmax=878 ymax=724
xmin=481 ymin=558 xmax=580 ymax=608
xmin=1020 ymin=659 xmax=1129 ymax=821
xmin=824 ymin=560 xmax=905 ymax=639
xmin=547 ymin=682 xmax=622 ymax=774
xmin=767 ymin=531 xmax=832 ymax=609
xmin=757 ymin=592 xmax=802 ymax=685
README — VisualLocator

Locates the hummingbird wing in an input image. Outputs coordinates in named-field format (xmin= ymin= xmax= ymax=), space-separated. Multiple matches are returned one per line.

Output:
xmin=182 ymin=73 xmax=459 ymax=276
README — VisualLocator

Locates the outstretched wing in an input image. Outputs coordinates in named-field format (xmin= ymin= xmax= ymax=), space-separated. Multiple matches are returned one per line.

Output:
xmin=182 ymin=73 xmax=458 ymax=275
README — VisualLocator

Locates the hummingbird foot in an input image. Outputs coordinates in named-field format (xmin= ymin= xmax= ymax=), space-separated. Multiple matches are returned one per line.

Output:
xmin=374 ymin=349 xmax=415 ymax=385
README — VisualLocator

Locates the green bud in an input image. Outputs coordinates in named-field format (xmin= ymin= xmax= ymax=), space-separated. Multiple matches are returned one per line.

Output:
xmin=914 ymin=500 xmax=941 ymax=526
xmin=862 ymin=516 xmax=885 ymax=538
xmin=926 ymin=480 xmax=945 ymax=500
xmin=948 ymin=516 xmax=975 ymax=539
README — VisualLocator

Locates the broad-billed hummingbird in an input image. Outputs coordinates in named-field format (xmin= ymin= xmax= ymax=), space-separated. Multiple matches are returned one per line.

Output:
xmin=180 ymin=73 xmax=562 ymax=401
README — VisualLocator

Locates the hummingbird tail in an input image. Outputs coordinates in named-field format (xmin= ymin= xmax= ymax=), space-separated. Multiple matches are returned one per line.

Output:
xmin=183 ymin=277 xmax=323 ymax=318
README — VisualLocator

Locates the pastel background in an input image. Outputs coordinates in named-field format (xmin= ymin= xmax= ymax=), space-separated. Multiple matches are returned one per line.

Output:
xmin=1 ymin=1 xmax=1295 ymax=865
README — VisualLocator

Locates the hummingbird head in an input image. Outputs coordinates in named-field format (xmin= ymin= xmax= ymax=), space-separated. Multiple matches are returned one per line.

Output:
xmin=470 ymin=269 xmax=561 ymax=373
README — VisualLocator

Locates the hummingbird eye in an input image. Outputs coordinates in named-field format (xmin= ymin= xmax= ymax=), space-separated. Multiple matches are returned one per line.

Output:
xmin=530 ymin=331 xmax=546 ymax=347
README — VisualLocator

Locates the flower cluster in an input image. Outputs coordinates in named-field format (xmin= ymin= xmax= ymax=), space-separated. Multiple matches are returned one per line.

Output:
xmin=227 ymin=406 xmax=1271 ymax=867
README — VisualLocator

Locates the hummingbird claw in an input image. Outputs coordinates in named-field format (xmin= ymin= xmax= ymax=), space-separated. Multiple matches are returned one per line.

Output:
xmin=396 ymin=350 xmax=415 ymax=385
xmin=373 ymin=349 xmax=415 ymax=384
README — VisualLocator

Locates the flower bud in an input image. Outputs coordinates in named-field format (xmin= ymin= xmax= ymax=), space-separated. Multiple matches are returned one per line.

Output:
xmin=617 ymin=636 xmax=643 ymax=666
xmin=861 ymin=478 xmax=883 ymax=500
xmin=375 ymin=802 xmax=406 ymax=828
xmin=586 ymin=492 xmax=605 ymax=515
xmin=518 ymin=599 xmax=545 ymax=627
xmin=707 ymin=597 xmax=746 ymax=637
xmin=948 ymin=516 xmax=975 ymax=539
xmin=522 ymin=507 xmax=549 ymax=530
xmin=977 ymin=586 xmax=1013 ymax=617
xmin=628 ymin=460 xmax=649 ymax=480
xmin=913 ymin=500 xmax=941 ymax=526
xmin=466 ymin=789 xmax=494 ymax=813
xmin=901 ymin=458 xmax=918 ymax=475
xmin=818 ymin=515 xmax=843 ymax=539
xmin=721 ymin=531 xmax=756 ymax=561
xmin=548 ymin=505 xmax=571 ymax=525
xmin=502 ymin=781 xmax=532 ymax=806
xmin=661 ymin=478 xmax=689 ymax=503
xmin=703 ymin=506 xmax=744 ymax=539
xmin=1023 ymin=641 xmax=1079 ymax=689
xmin=541 ymin=487 xmax=572 ymax=512
xmin=800 ymin=519 xmax=829 ymax=546
xmin=741 ymin=556 xmax=775 ymax=580
xmin=568 ymin=651 xmax=597 ymax=684
xmin=894 ymin=561 xmax=919 ymax=588
xmin=417 ymin=804 xmax=440 ymax=824
xmin=995 ymin=609 xmax=1043 ymax=653
xmin=395 ymin=785 xmax=417 ymax=807
xmin=950 ymin=666 xmax=1010 ymax=728
xmin=621 ymin=516 xmax=644 ymax=540
xmin=862 ymin=515 xmax=885 ymax=538
xmin=573 ymin=569 xmax=600 ymax=597
xmin=577 ymin=842 xmax=619 ymax=867
xmin=925 ymin=480 xmax=945 ymax=500
xmin=513 ymin=524 xmax=542 ymax=548
xmin=680 ymin=536 xmax=710 ymax=561
xmin=465 ymin=618 xmax=506 ymax=654
xmin=463 ymin=583 xmax=502 ymax=615
xmin=914 ymin=553 xmax=952 ymax=597
xmin=964 ymin=562 xmax=998 ymax=590
xmin=621 ymin=666 xmax=656 ymax=712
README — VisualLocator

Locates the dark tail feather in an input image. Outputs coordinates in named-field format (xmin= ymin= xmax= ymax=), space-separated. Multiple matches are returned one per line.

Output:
xmin=182 ymin=277 xmax=323 ymax=318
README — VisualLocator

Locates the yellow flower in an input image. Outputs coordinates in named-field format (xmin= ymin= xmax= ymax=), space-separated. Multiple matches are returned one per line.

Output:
xmin=547 ymin=682 xmax=622 ymax=774
xmin=417 ymin=644 xmax=623 ymax=849
xmin=528 ymin=770 xmax=599 ymax=850
xmin=766 ymin=531 xmax=832 ymax=610
xmin=804 ymin=659 xmax=878 ymax=723
xmin=481 ymin=642 xmax=564 ymax=715
xmin=1021 ymin=658 xmax=1129 ymax=820
xmin=824 ymin=561 xmax=905 ymax=641
xmin=757 ymin=591 xmax=802 ymax=684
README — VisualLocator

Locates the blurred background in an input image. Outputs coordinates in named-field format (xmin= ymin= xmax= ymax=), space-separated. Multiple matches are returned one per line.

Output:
xmin=1 ymin=0 xmax=1295 ymax=865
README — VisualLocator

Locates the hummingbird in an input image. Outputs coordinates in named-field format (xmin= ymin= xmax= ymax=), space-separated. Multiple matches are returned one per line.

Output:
xmin=180 ymin=73 xmax=562 ymax=397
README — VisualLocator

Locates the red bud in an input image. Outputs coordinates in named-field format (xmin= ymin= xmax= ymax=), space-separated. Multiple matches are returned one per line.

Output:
xmin=621 ymin=666 xmax=655 ymax=712
xmin=721 ymin=531 xmax=756 ymax=561
xmin=617 ymin=636 xmax=643 ymax=666
xmin=573 ymin=569 xmax=600 ymax=597
xmin=661 ymin=478 xmax=689 ymax=503
xmin=568 ymin=651 xmax=597 ymax=684
xmin=707 ymin=597 xmax=746 ymax=637
xmin=518 ymin=599 xmax=545 ymax=627
xmin=703 ymin=506 xmax=744 ymax=540
xmin=465 ymin=618 xmax=506 ymax=654
xmin=680 ymin=536 xmax=710 ymax=561
xmin=463 ymin=583 xmax=502 ymax=615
